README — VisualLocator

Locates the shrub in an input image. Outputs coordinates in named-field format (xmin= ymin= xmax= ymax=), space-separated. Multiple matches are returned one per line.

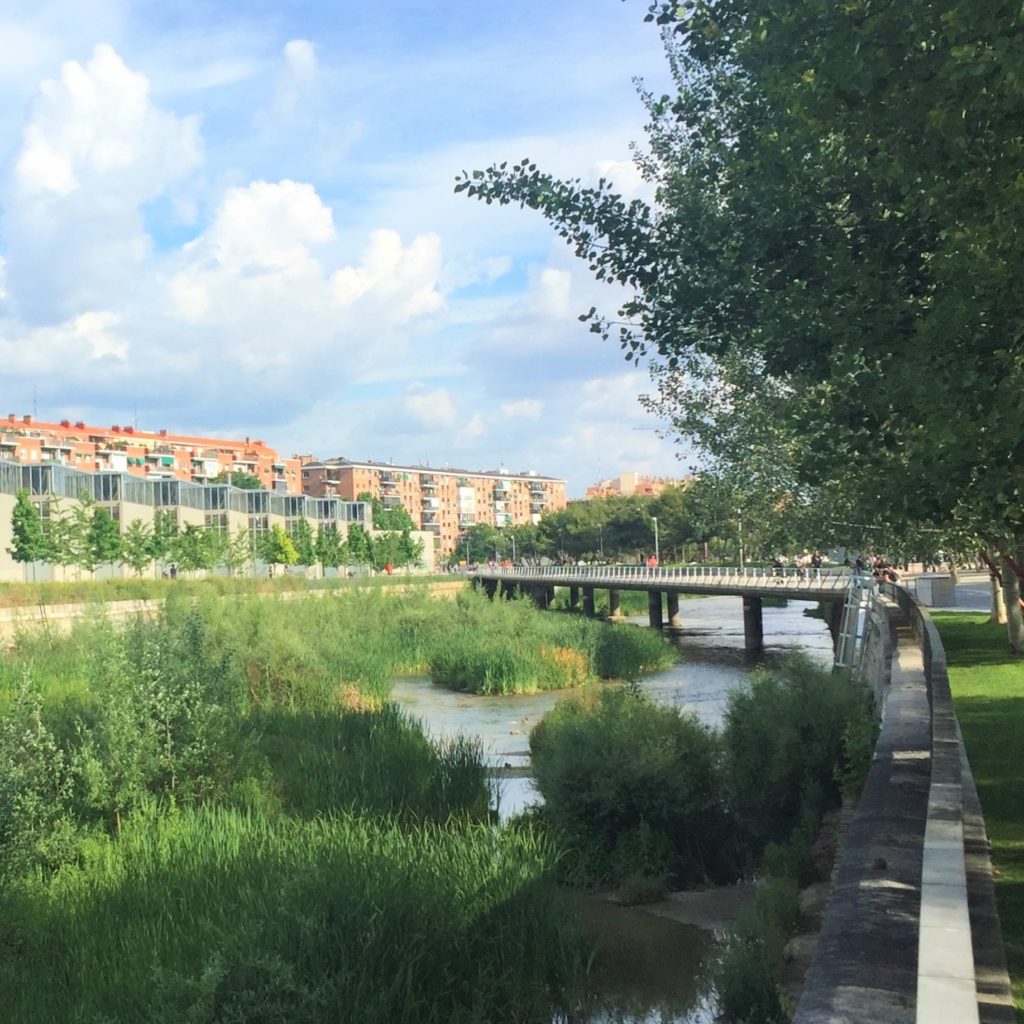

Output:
xmin=722 ymin=655 xmax=873 ymax=850
xmin=530 ymin=686 xmax=740 ymax=890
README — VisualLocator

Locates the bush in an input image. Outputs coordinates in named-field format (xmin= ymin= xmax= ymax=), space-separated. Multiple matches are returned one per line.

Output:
xmin=713 ymin=874 xmax=799 ymax=1024
xmin=529 ymin=686 xmax=741 ymax=890
xmin=722 ymin=655 xmax=873 ymax=850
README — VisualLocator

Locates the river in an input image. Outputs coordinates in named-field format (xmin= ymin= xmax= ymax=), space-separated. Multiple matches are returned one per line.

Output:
xmin=390 ymin=595 xmax=834 ymax=1024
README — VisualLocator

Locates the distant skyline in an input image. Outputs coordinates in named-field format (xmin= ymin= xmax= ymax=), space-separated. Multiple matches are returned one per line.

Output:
xmin=0 ymin=1 xmax=689 ymax=496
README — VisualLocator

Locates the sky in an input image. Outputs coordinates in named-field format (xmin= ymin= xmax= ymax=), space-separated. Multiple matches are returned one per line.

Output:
xmin=0 ymin=0 xmax=690 ymax=497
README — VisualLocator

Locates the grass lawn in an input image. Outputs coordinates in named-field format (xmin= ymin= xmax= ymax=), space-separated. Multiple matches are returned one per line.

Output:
xmin=933 ymin=612 xmax=1024 ymax=1019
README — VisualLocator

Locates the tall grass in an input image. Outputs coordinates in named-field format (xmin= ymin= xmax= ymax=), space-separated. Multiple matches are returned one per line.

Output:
xmin=0 ymin=805 xmax=589 ymax=1024
xmin=429 ymin=589 xmax=676 ymax=694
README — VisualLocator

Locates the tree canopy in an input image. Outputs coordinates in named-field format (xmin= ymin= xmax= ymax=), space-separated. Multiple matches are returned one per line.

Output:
xmin=457 ymin=0 xmax=1024 ymax=566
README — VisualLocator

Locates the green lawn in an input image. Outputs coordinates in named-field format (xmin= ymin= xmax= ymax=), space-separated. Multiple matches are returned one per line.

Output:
xmin=933 ymin=613 xmax=1024 ymax=1019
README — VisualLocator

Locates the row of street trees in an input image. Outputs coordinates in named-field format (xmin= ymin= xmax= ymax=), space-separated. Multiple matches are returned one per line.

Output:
xmin=457 ymin=481 xmax=807 ymax=566
xmin=458 ymin=0 xmax=1024 ymax=647
xmin=8 ymin=491 xmax=423 ymax=578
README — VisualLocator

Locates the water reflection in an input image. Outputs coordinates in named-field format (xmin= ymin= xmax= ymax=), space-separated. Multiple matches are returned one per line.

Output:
xmin=389 ymin=596 xmax=832 ymax=1024
xmin=391 ymin=596 xmax=833 ymax=812
xmin=570 ymin=898 xmax=716 ymax=1024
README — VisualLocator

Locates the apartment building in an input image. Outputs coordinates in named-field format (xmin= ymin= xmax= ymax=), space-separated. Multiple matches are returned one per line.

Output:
xmin=583 ymin=472 xmax=692 ymax=500
xmin=302 ymin=458 xmax=568 ymax=554
xmin=0 ymin=413 xmax=304 ymax=494
xmin=0 ymin=459 xmax=369 ymax=582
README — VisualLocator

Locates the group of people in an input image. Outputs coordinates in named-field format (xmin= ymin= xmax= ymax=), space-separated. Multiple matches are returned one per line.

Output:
xmin=846 ymin=554 xmax=900 ymax=584
xmin=771 ymin=552 xmax=824 ymax=577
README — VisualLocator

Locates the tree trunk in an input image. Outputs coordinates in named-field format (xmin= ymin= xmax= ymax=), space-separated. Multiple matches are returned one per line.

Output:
xmin=948 ymin=557 xmax=959 ymax=585
xmin=990 ymin=573 xmax=1007 ymax=625
xmin=1002 ymin=571 xmax=1024 ymax=654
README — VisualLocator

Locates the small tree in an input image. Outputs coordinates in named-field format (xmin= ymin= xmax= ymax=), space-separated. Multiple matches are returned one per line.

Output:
xmin=258 ymin=524 xmax=299 ymax=567
xmin=149 ymin=510 xmax=179 ymax=566
xmin=66 ymin=493 xmax=97 ymax=576
xmin=345 ymin=523 xmax=374 ymax=566
xmin=172 ymin=525 xmax=221 ymax=575
xmin=121 ymin=519 xmax=154 ymax=577
xmin=88 ymin=508 xmax=123 ymax=572
xmin=290 ymin=519 xmax=317 ymax=567
xmin=221 ymin=527 xmax=253 ymax=577
xmin=398 ymin=528 xmax=424 ymax=568
xmin=8 ymin=490 xmax=48 ymax=579
xmin=213 ymin=470 xmax=262 ymax=490
xmin=315 ymin=525 xmax=346 ymax=570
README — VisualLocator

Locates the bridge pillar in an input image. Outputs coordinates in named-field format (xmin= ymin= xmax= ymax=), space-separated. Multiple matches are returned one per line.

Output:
xmin=500 ymin=580 xmax=516 ymax=601
xmin=569 ymin=586 xmax=580 ymax=609
xmin=607 ymin=589 xmax=621 ymax=618
xmin=666 ymin=592 xmax=683 ymax=631
xmin=484 ymin=579 xmax=498 ymax=600
xmin=648 ymin=590 xmax=664 ymax=629
xmin=743 ymin=595 xmax=764 ymax=652
xmin=547 ymin=586 xmax=556 ymax=609
xmin=824 ymin=600 xmax=844 ymax=646
xmin=583 ymin=587 xmax=596 ymax=617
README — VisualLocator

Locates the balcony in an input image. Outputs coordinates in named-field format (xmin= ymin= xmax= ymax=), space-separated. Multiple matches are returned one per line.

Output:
xmin=529 ymin=486 xmax=546 ymax=498
xmin=420 ymin=474 xmax=437 ymax=488
xmin=382 ymin=494 xmax=402 ymax=508
xmin=458 ymin=513 xmax=476 ymax=527
xmin=421 ymin=496 xmax=439 ymax=509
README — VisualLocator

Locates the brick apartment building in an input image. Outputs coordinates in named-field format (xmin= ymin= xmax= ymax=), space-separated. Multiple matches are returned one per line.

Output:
xmin=583 ymin=472 xmax=692 ymax=500
xmin=302 ymin=458 xmax=568 ymax=555
xmin=0 ymin=413 xmax=304 ymax=494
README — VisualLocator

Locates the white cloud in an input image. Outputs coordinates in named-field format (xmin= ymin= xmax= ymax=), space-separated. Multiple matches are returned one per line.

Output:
xmin=13 ymin=44 xmax=201 ymax=200
xmin=4 ymin=44 xmax=201 ymax=320
xmin=403 ymin=388 xmax=458 ymax=430
xmin=500 ymin=398 xmax=542 ymax=419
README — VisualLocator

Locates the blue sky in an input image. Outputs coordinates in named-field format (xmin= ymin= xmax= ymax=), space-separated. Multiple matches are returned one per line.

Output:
xmin=0 ymin=0 xmax=689 ymax=495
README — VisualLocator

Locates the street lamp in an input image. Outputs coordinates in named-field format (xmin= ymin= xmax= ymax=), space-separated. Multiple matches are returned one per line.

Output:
xmin=651 ymin=516 xmax=660 ymax=563
xmin=738 ymin=516 xmax=745 ymax=571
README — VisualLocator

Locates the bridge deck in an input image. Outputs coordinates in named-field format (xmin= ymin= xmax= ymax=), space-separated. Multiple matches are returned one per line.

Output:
xmin=472 ymin=565 xmax=852 ymax=603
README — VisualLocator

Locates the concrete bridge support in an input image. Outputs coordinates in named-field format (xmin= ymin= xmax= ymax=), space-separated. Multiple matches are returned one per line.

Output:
xmin=569 ymin=586 xmax=580 ymax=610
xmin=648 ymin=591 xmax=664 ymax=629
xmin=666 ymin=592 xmax=683 ymax=631
xmin=743 ymin=595 xmax=763 ymax=651
xmin=583 ymin=587 xmax=596 ymax=618
xmin=607 ymin=589 xmax=621 ymax=619
xmin=483 ymin=579 xmax=498 ymax=600
xmin=500 ymin=580 xmax=517 ymax=601
xmin=824 ymin=600 xmax=844 ymax=647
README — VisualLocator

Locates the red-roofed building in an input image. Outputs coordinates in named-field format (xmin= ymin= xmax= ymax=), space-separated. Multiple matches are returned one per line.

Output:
xmin=0 ymin=413 xmax=303 ymax=494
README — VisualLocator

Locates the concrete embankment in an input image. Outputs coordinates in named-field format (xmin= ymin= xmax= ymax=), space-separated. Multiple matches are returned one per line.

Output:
xmin=0 ymin=578 xmax=468 ymax=644
xmin=793 ymin=585 xmax=1015 ymax=1024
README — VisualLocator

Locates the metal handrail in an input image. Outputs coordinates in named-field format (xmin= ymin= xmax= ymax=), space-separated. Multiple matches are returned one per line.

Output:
xmin=472 ymin=564 xmax=851 ymax=590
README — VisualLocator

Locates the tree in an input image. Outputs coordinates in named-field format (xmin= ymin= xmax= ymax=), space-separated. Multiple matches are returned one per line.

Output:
xmin=212 ymin=470 xmax=262 ymax=490
xmin=121 ymin=520 xmax=154 ymax=577
xmin=87 ymin=508 xmax=123 ymax=572
xmin=397 ymin=529 xmax=424 ymax=568
xmin=358 ymin=491 xmax=417 ymax=532
xmin=458 ymin=1 xmax=1024 ymax=643
xmin=8 ymin=490 xmax=48 ymax=577
xmin=345 ymin=523 xmax=374 ymax=566
xmin=66 ymin=493 xmax=97 ymax=576
xmin=258 ymin=524 xmax=299 ymax=567
xmin=290 ymin=519 xmax=317 ymax=567
xmin=149 ymin=510 xmax=179 ymax=565
xmin=221 ymin=528 xmax=253 ymax=577
xmin=172 ymin=525 xmax=221 ymax=575
xmin=315 ymin=526 xmax=346 ymax=569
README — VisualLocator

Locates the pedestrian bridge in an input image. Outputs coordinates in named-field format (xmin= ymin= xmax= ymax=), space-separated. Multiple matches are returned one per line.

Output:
xmin=471 ymin=564 xmax=851 ymax=650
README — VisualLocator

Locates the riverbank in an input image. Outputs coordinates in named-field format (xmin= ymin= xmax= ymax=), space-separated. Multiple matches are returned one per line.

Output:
xmin=933 ymin=612 xmax=1024 ymax=1016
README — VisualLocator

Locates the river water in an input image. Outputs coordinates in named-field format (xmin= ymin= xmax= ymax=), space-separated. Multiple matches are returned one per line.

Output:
xmin=390 ymin=595 xmax=833 ymax=1024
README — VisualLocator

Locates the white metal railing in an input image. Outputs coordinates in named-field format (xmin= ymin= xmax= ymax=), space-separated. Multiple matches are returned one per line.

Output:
xmin=473 ymin=564 xmax=852 ymax=591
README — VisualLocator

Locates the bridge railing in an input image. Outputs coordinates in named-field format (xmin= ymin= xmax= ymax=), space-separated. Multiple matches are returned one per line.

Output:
xmin=474 ymin=564 xmax=852 ymax=590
